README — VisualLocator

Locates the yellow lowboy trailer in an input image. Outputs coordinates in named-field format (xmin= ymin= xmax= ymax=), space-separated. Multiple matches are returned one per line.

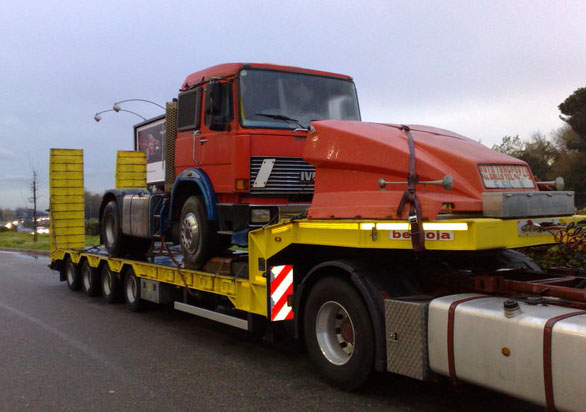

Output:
xmin=49 ymin=149 xmax=586 ymax=411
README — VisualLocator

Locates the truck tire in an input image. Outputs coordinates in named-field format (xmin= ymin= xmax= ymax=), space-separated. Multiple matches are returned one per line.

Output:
xmin=303 ymin=277 xmax=374 ymax=390
xmin=123 ymin=268 xmax=142 ymax=312
xmin=180 ymin=196 xmax=214 ymax=269
xmin=101 ymin=200 xmax=129 ymax=257
xmin=81 ymin=260 xmax=100 ymax=297
xmin=65 ymin=257 xmax=82 ymax=291
xmin=101 ymin=265 xmax=122 ymax=304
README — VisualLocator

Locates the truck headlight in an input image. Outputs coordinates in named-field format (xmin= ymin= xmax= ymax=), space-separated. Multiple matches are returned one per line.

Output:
xmin=251 ymin=208 xmax=271 ymax=223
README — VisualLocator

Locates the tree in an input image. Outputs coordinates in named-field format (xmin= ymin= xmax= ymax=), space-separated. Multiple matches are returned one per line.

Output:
xmin=491 ymin=135 xmax=525 ymax=158
xmin=84 ymin=190 xmax=102 ymax=220
xmin=520 ymin=132 xmax=559 ymax=181
xmin=559 ymin=86 xmax=586 ymax=148
xmin=0 ymin=209 xmax=16 ymax=222
xmin=552 ymin=126 xmax=586 ymax=208
xmin=492 ymin=133 xmax=559 ymax=181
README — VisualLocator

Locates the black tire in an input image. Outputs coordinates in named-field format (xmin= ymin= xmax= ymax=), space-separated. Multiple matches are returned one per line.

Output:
xmin=65 ymin=257 xmax=82 ymax=291
xmin=179 ymin=196 xmax=215 ymax=269
xmin=303 ymin=277 xmax=374 ymax=390
xmin=101 ymin=200 xmax=129 ymax=257
xmin=101 ymin=264 xmax=122 ymax=304
xmin=81 ymin=260 xmax=101 ymax=297
xmin=123 ymin=268 xmax=142 ymax=312
xmin=496 ymin=249 xmax=544 ymax=273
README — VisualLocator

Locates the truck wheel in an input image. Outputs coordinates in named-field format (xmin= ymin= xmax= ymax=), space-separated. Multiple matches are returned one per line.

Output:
xmin=101 ymin=200 xmax=128 ymax=257
xmin=101 ymin=265 xmax=122 ymax=304
xmin=65 ymin=257 xmax=82 ymax=291
xmin=180 ymin=196 xmax=213 ymax=269
xmin=123 ymin=268 xmax=142 ymax=312
xmin=303 ymin=277 xmax=374 ymax=390
xmin=81 ymin=260 xmax=100 ymax=297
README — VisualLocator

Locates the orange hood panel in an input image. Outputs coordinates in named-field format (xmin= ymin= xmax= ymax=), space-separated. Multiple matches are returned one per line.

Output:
xmin=303 ymin=121 xmax=535 ymax=220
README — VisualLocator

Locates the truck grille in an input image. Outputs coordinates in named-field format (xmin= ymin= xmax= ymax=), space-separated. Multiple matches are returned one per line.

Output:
xmin=250 ymin=156 xmax=315 ymax=194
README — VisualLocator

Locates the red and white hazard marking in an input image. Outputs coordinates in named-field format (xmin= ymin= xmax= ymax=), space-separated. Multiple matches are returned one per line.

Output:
xmin=270 ymin=265 xmax=294 ymax=321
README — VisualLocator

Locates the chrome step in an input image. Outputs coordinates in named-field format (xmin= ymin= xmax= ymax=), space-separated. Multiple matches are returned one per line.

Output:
xmin=174 ymin=302 xmax=249 ymax=330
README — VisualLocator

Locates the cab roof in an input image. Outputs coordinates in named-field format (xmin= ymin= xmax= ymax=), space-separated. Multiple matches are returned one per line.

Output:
xmin=181 ymin=63 xmax=353 ymax=90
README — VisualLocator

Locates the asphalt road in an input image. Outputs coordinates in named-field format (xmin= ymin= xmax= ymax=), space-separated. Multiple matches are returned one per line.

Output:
xmin=0 ymin=250 xmax=542 ymax=412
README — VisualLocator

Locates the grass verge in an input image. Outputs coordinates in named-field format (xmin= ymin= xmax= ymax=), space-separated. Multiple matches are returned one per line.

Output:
xmin=0 ymin=232 xmax=100 ymax=251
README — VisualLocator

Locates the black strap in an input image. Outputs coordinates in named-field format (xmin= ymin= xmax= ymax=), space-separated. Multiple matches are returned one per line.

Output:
xmin=396 ymin=125 xmax=425 ymax=251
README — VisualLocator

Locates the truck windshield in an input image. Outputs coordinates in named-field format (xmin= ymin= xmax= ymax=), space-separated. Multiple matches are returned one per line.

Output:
xmin=239 ymin=69 xmax=361 ymax=129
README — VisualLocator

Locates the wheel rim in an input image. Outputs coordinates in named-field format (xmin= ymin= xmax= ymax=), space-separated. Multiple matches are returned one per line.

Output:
xmin=82 ymin=265 xmax=91 ymax=290
xmin=126 ymin=275 xmax=137 ymax=303
xmin=315 ymin=301 xmax=355 ymax=365
xmin=181 ymin=212 xmax=200 ymax=254
xmin=66 ymin=263 xmax=74 ymax=285
xmin=104 ymin=213 xmax=115 ymax=246
xmin=103 ymin=270 xmax=112 ymax=295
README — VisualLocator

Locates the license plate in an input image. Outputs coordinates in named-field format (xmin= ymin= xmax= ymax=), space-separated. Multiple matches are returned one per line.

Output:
xmin=479 ymin=164 xmax=535 ymax=189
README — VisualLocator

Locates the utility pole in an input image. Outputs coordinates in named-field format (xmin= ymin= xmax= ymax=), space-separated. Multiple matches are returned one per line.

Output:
xmin=30 ymin=169 xmax=38 ymax=242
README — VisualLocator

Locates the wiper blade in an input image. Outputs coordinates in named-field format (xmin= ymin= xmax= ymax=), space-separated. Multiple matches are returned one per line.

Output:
xmin=255 ymin=113 xmax=307 ymax=129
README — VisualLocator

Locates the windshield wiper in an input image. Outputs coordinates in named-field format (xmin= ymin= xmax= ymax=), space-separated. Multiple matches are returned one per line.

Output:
xmin=255 ymin=113 xmax=307 ymax=129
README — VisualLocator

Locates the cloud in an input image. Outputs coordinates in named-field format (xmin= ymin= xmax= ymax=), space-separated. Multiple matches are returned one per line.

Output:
xmin=0 ymin=0 xmax=586 ymax=209
xmin=0 ymin=174 xmax=28 ymax=183
xmin=0 ymin=148 xmax=17 ymax=161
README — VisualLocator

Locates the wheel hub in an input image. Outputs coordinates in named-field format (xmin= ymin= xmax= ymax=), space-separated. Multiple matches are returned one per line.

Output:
xmin=104 ymin=214 xmax=115 ymax=246
xmin=340 ymin=319 xmax=354 ymax=343
xmin=103 ymin=272 xmax=111 ymax=295
xmin=126 ymin=276 xmax=137 ymax=303
xmin=66 ymin=265 xmax=74 ymax=285
xmin=315 ymin=301 xmax=355 ymax=365
xmin=181 ymin=212 xmax=200 ymax=254
xmin=83 ymin=266 xmax=91 ymax=290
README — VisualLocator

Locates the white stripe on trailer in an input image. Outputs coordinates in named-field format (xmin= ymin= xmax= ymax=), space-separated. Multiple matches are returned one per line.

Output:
xmin=272 ymin=271 xmax=293 ymax=304
xmin=270 ymin=265 xmax=294 ymax=321
xmin=273 ymin=300 xmax=293 ymax=321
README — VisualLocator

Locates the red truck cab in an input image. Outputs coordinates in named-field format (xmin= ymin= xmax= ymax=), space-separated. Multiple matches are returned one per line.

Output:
xmin=171 ymin=63 xmax=361 ymax=264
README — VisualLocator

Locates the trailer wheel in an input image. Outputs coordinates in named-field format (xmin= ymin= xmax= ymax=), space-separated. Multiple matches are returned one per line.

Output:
xmin=124 ymin=268 xmax=142 ymax=312
xmin=81 ymin=260 xmax=100 ymax=297
xmin=303 ymin=277 xmax=374 ymax=390
xmin=65 ymin=257 xmax=82 ymax=291
xmin=101 ymin=200 xmax=128 ymax=257
xmin=101 ymin=265 xmax=122 ymax=304
xmin=180 ymin=196 xmax=214 ymax=269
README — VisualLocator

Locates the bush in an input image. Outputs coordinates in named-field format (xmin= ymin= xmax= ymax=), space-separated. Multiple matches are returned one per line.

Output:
xmin=521 ymin=208 xmax=586 ymax=270
xmin=522 ymin=244 xmax=586 ymax=270
xmin=85 ymin=218 xmax=100 ymax=236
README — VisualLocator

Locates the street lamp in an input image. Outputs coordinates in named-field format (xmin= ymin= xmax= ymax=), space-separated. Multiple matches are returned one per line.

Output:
xmin=113 ymin=99 xmax=165 ymax=112
xmin=94 ymin=109 xmax=147 ymax=122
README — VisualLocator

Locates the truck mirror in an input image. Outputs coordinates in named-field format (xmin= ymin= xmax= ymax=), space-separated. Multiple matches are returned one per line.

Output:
xmin=207 ymin=81 xmax=223 ymax=113
xmin=205 ymin=80 xmax=233 ymax=131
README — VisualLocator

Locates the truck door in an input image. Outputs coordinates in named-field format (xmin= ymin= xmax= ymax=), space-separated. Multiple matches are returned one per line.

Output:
xmin=198 ymin=80 xmax=235 ymax=194
xmin=175 ymin=87 xmax=203 ymax=173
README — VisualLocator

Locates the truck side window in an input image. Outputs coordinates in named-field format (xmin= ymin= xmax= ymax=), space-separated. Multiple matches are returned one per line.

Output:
xmin=205 ymin=81 xmax=233 ymax=131
xmin=177 ymin=88 xmax=202 ymax=131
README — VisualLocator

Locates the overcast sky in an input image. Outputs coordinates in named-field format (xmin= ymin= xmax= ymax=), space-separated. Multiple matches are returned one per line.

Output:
xmin=1 ymin=0 xmax=585 ymax=210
